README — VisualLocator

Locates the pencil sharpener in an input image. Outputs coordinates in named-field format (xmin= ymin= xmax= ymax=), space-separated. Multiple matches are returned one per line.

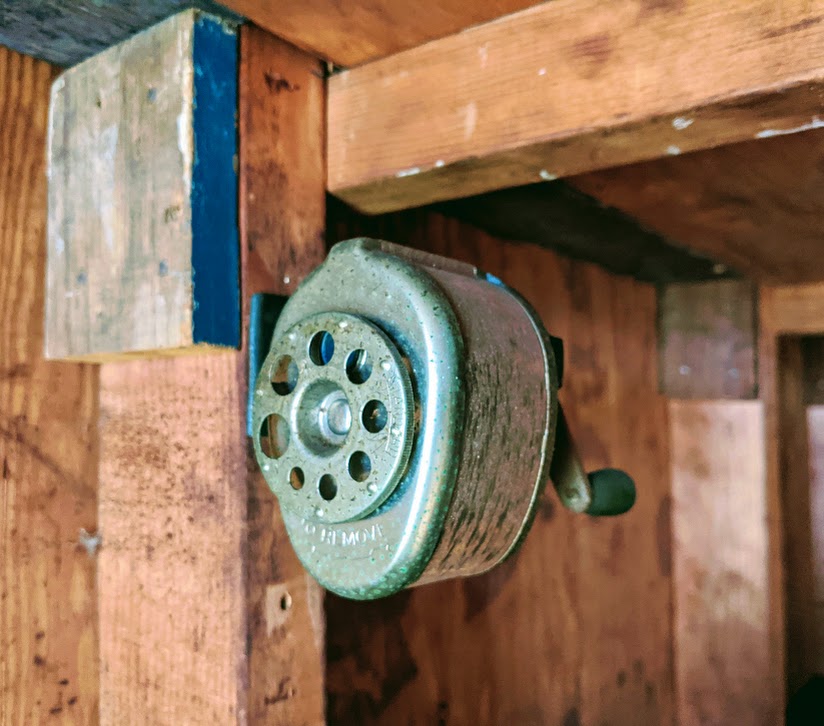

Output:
xmin=252 ymin=238 xmax=635 ymax=600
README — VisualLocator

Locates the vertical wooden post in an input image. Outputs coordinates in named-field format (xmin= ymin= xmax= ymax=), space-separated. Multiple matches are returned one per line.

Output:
xmin=0 ymin=47 xmax=99 ymax=723
xmin=239 ymin=25 xmax=326 ymax=725
xmin=41 ymin=14 xmax=331 ymax=724
xmin=658 ymin=278 xmax=776 ymax=725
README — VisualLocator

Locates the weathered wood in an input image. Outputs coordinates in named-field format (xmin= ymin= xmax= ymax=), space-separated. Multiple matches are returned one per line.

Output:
xmin=223 ymin=0 xmax=542 ymax=66
xmin=0 ymin=47 xmax=99 ymax=724
xmin=97 ymin=355 xmax=247 ymax=724
xmin=761 ymin=283 xmax=824 ymax=335
xmin=573 ymin=129 xmax=824 ymax=284
xmin=756 ymin=283 xmax=824 ymax=720
xmin=670 ymin=400 xmax=771 ymax=725
xmin=0 ymin=0 xmax=543 ymax=68
xmin=658 ymin=281 xmax=757 ymax=399
xmin=46 ymin=10 xmax=240 ymax=361
xmin=94 ymin=20 xmax=327 ymax=725
xmin=0 ymin=1 xmax=238 ymax=67
xmin=329 ymin=0 xmax=824 ymax=214
xmin=239 ymin=25 xmax=326 ymax=725
xmin=325 ymin=207 xmax=674 ymax=726
xmin=436 ymin=181 xmax=731 ymax=283
xmin=774 ymin=340 xmax=818 ymax=698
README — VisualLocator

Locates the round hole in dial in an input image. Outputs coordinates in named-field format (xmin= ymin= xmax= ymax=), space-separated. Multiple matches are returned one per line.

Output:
xmin=271 ymin=355 xmax=298 ymax=395
xmin=345 ymin=349 xmax=372 ymax=384
xmin=259 ymin=413 xmax=289 ymax=459
xmin=348 ymin=451 xmax=372 ymax=482
xmin=319 ymin=474 xmax=338 ymax=501
xmin=362 ymin=400 xmax=388 ymax=434
xmin=308 ymin=331 xmax=335 ymax=366
xmin=289 ymin=467 xmax=305 ymax=490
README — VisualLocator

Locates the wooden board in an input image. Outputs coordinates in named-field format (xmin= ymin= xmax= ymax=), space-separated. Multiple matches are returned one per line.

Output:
xmin=669 ymin=400 xmax=771 ymax=725
xmin=0 ymin=0 xmax=542 ymax=68
xmin=573 ymin=129 xmax=824 ymax=284
xmin=658 ymin=281 xmax=757 ymax=399
xmin=223 ymin=0 xmax=542 ymax=67
xmin=239 ymin=25 xmax=326 ymax=725
xmin=436 ymin=181 xmax=730 ymax=283
xmin=329 ymin=0 xmax=824 ymax=214
xmin=95 ymin=22 xmax=327 ymax=725
xmin=0 ymin=47 xmax=99 ymax=724
xmin=45 ymin=10 xmax=240 ymax=361
xmin=0 ymin=1 xmax=239 ymax=67
xmin=325 ymin=207 xmax=674 ymax=726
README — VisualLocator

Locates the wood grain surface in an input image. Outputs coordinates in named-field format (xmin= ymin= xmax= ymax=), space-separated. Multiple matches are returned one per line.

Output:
xmin=95 ymin=22 xmax=328 ymax=726
xmin=0 ymin=46 xmax=99 ymax=725
xmin=670 ymin=400 xmax=771 ymax=725
xmin=240 ymin=25 xmax=326 ymax=725
xmin=329 ymin=0 xmax=824 ymax=213
xmin=45 ymin=11 xmax=240 ymax=361
xmin=658 ymin=281 xmax=757 ymax=399
xmin=573 ymin=130 xmax=824 ymax=284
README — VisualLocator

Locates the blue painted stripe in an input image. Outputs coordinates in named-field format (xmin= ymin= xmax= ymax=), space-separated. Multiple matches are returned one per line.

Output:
xmin=191 ymin=14 xmax=240 ymax=348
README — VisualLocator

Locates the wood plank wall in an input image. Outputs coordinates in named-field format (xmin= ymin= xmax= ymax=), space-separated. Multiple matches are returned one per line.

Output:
xmin=0 ymin=47 xmax=99 ymax=723
xmin=325 ymin=203 xmax=675 ymax=725
xmin=670 ymin=401 xmax=771 ymax=725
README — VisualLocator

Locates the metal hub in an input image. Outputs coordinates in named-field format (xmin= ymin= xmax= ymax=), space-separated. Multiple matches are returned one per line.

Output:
xmin=253 ymin=311 xmax=415 ymax=524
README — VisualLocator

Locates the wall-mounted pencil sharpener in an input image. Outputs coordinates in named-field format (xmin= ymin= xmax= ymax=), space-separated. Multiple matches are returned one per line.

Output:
xmin=251 ymin=239 xmax=635 ymax=600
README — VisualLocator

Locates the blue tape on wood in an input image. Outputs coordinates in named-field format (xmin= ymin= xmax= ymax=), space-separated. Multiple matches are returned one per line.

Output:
xmin=191 ymin=13 xmax=240 ymax=349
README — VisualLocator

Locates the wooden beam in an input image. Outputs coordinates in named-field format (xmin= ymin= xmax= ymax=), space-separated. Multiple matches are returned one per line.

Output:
xmin=239 ymin=25 xmax=326 ymax=724
xmin=329 ymin=0 xmax=824 ymax=213
xmin=94 ymin=18 xmax=326 ymax=724
xmin=45 ymin=11 xmax=240 ymax=361
xmin=658 ymin=281 xmax=757 ymax=399
xmin=325 ymin=205 xmax=675 ymax=725
xmin=435 ymin=182 xmax=731 ymax=283
xmin=670 ymin=400 xmax=772 ymax=725
xmin=0 ymin=1 xmax=239 ymax=67
xmin=0 ymin=47 xmax=99 ymax=723
xmin=1 ymin=0 xmax=543 ymax=69
xmin=761 ymin=283 xmax=824 ymax=336
xmin=572 ymin=130 xmax=824 ymax=284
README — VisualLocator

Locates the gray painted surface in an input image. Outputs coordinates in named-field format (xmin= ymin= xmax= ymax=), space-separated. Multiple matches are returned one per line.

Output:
xmin=0 ymin=1 xmax=240 ymax=67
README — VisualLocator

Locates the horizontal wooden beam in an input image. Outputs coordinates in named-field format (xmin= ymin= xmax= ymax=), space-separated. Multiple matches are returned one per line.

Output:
xmin=329 ymin=0 xmax=824 ymax=213
xmin=221 ymin=0 xmax=542 ymax=67
xmin=0 ymin=2 xmax=239 ymax=67
xmin=761 ymin=283 xmax=824 ymax=336
xmin=434 ymin=181 xmax=729 ymax=283
xmin=1 ymin=0 xmax=542 ymax=68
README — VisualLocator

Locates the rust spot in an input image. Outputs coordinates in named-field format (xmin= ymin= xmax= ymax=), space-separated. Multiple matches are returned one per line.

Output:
xmin=617 ymin=670 xmax=627 ymax=687
xmin=58 ymin=678 xmax=69 ymax=686
xmin=264 ymin=72 xmax=300 ymax=94
xmin=570 ymin=33 xmax=614 ymax=79
xmin=2 ymin=457 xmax=8 ymax=479
xmin=33 ymin=655 xmax=45 ymax=667
xmin=67 ymin=696 xmax=78 ymax=706
xmin=49 ymin=706 xmax=62 ymax=715
xmin=35 ymin=631 xmax=45 ymax=640
xmin=656 ymin=495 xmax=672 ymax=577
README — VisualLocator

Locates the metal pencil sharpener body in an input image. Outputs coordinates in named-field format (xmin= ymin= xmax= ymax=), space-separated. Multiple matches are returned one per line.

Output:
xmin=252 ymin=238 xmax=634 ymax=600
